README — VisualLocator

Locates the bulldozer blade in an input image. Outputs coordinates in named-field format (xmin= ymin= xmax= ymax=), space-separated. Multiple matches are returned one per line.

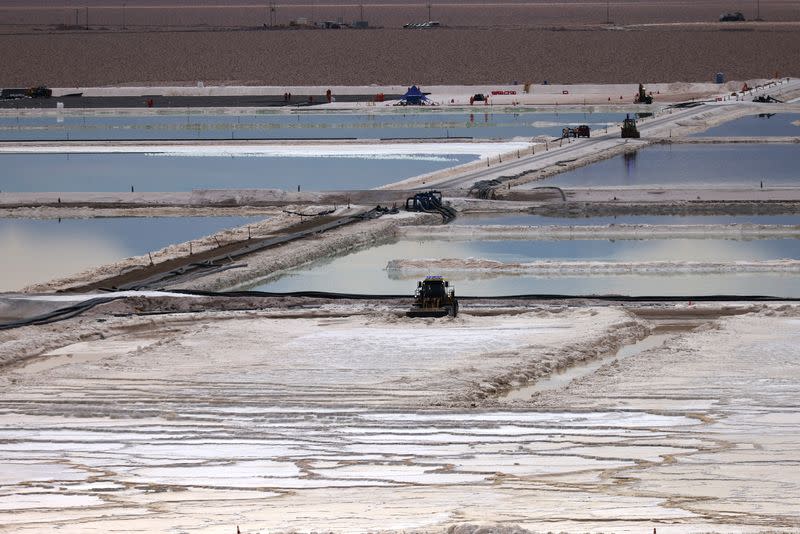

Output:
xmin=406 ymin=309 xmax=449 ymax=318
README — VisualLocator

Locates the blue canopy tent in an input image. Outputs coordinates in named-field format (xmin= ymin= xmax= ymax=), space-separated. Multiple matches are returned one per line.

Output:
xmin=398 ymin=85 xmax=430 ymax=105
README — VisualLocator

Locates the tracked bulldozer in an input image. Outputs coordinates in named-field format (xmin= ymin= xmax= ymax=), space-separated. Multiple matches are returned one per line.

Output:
xmin=406 ymin=276 xmax=458 ymax=318
xmin=621 ymin=114 xmax=640 ymax=138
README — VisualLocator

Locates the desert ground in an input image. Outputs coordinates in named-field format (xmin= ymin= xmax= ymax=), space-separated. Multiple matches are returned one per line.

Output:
xmin=0 ymin=1 xmax=799 ymax=86
xmin=2 ymin=0 xmax=800 ymax=28
xmin=1 ymin=27 xmax=798 ymax=87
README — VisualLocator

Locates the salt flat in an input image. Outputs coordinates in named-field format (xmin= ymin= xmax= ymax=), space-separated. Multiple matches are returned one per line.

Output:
xmin=0 ymin=302 xmax=798 ymax=532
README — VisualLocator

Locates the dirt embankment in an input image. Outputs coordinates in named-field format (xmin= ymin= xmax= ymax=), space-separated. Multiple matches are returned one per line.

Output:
xmin=530 ymin=200 xmax=800 ymax=217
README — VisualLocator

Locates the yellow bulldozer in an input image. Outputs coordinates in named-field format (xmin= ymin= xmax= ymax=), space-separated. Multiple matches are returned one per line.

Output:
xmin=406 ymin=276 xmax=458 ymax=318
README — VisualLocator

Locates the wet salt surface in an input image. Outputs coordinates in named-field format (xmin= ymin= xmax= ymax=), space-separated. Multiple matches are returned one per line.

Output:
xmin=0 ymin=407 xmax=696 ymax=494
xmin=0 ymin=111 xmax=627 ymax=141
xmin=0 ymin=216 xmax=262 ymax=292
xmin=1 ymin=310 xmax=796 ymax=530
xmin=691 ymin=113 xmax=800 ymax=137
xmin=0 ymin=152 xmax=476 ymax=192
xmin=249 ymin=237 xmax=800 ymax=296
xmin=535 ymin=144 xmax=800 ymax=188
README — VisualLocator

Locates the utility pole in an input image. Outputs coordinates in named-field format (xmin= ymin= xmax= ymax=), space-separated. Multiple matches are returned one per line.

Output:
xmin=606 ymin=0 xmax=611 ymax=24
xmin=122 ymin=3 xmax=126 ymax=30
xmin=756 ymin=0 xmax=761 ymax=20
xmin=360 ymin=3 xmax=364 ymax=22
xmin=427 ymin=2 xmax=432 ymax=21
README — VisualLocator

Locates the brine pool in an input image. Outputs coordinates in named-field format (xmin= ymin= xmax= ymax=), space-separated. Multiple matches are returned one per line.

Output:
xmin=0 ymin=152 xmax=476 ymax=192
xmin=0 ymin=111 xmax=627 ymax=142
xmin=456 ymin=213 xmax=800 ymax=226
xmin=692 ymin=113 xmax=800 ymax=137
xmin=246 ymin=236 xmax=800 ymax=297
xmin=0 ymin=216 xmax=264 ymax=292
xmin=525 ymin=143 xmax=800 ymax=188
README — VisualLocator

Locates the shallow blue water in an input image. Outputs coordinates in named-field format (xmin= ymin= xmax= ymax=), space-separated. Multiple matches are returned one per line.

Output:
xmin=0 ymin=216 xmax=265 ymax=291
xmin=247 ymin=237 xmax=800 ymax=297
xmin=691 ymin=113 xmax=800 ymax=137
xmin=0 ymin=111 xmax=627 ymax=141
xmin=538 ymin=144 xmax=800 ymax=188
xmin=0 ymin=153 xmax=476 ymax=192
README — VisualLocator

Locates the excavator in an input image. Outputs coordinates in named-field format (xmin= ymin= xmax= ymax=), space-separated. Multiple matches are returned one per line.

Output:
xmin=634 ymin=83 xmax=653 ymax=104
xmin=406 ymin=276 xmax=458 ymax=318
xmin=405 ymin=190 xmax=457 ymax=223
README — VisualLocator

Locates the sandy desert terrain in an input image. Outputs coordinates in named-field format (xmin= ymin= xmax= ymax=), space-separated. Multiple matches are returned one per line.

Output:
xmin=0 ymin=1 xmax=798 ymax=86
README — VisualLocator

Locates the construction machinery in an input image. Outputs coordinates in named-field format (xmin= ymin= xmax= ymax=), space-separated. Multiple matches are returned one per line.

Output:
xmin=561 ymin=125 xmax=590 ymax=138
xmin=753 ymin=95 xmax=783 ymax=103
xmin=634 ymin=83 xmax=653 ymax=104
xmin=407 ymin=276 xmax=458 ymax=318
xmin=719 ymin=11 xmax=745 ymax=21
xmin=621 ymin=114 xmax=640 ymax=138
xmin=405 ymin=190 xmax=457 ymax=223
xmin=0 ymin=86 xmax=52 ymax=99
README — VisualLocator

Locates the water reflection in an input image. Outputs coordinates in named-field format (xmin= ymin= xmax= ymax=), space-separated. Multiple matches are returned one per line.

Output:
xmin=0 ymin=153 xmax=476 ymax=192
xmin=247 ymin=237 xmax=800 ymax=297
xmin=0 ymin=216 xmax=263 ymax=291
xmin=537 ymin=144 xmax=800 ymax=188
xmin=623 ymin=150 xmax=637 ymax=178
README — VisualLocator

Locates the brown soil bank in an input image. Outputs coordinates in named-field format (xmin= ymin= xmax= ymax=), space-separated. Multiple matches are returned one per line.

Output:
xmin=1 ymin=26 xmax=798 ymax=86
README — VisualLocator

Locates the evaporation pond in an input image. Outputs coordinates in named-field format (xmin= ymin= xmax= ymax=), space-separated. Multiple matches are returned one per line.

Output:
xmin=0 ymin=153 xmax=475 ymax=192
xmin=0 ymin=216 xmax=263 ymax=291
xmin=691 ymin=113 xmax=800 ymax=137
xmin=528 ymin=144 xmax=800 ymax=188
xmin=248 ymin=237 xmax=800 ymax=297
xmin=0 ymin=111 xmax=628 ymax=141
xmin=456 ymin=213 xmax=800 ymax=226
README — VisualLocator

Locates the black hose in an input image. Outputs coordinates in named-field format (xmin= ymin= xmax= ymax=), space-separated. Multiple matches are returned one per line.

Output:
xmin=2 ymin=291 xmax=797 ymax=332
xmin=0 ymin=296 xmax=123 ymax=331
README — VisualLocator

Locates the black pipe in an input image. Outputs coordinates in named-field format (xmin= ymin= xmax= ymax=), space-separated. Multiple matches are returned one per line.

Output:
xmin=2 ymin=290 xmax=797 ymax=332
xmin=0 ymin=297 xmax=123 ymax=331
